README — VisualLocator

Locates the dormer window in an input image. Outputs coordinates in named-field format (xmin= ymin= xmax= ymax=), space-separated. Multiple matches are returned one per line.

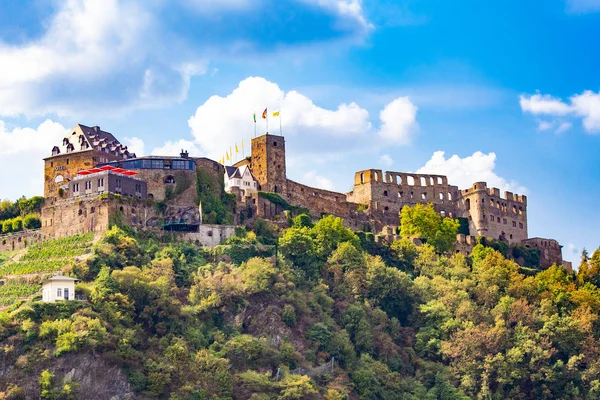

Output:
xmin=51 ymin=146 xmax=60 ymax=155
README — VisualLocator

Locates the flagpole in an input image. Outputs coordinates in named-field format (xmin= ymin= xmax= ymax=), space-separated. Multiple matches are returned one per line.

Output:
xmin=266 ymin=113 xmax=269 ymax=134
xmin=279 ymin=113 xmax=282 ymax=136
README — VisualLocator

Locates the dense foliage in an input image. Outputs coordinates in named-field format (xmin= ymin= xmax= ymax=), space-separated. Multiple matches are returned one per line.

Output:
xmin=0 ymin=215 xmax=599 ymax=399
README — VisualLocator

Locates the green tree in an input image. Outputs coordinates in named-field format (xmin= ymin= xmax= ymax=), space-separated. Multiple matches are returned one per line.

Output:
xmin=400 ymin=204 xmax=459 ymax=254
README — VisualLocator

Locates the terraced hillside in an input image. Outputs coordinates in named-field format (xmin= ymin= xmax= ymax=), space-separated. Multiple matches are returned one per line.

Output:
xmin=0 ymin=233 xmax=95 ymax=307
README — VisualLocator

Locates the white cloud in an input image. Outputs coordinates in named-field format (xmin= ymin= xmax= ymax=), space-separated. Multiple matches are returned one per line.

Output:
xmin=566 ymin=243 xmax=580 ymax=262
xmin=566 ymin=0 xmax=600 ymax=13
xmin=537 ymin=120 xmax=554 ymax=131
xmin=416 ymin=151 xmax=527 ymax=194
xmin=123 ymin=137 xmax=145 ymax=157
xmin=571 ymin=90 xmax=600 ymax=132
xmin=377 ymin=97 xmax=418 ymax=145
xmin=188 ymin=76 xmax=372 ymax=159
xmin=0 ymin=0 xmax=201 ymax=117
xmin=379 ymin=154 xmax=393 ymax=167
xmin=0 ymin=0 xmax=371 ymax=118
xmin=520 ymin=90 xmax=600 ymax=134
xmin=556 ymin=121 xmax=573 ymax=134
xmin=301 ymin=171 xmax=335 ymax=191
xmin=152 ymin=139 xmax=203 ymax=157
xmin=519 ymin=93 xmax=573 ymax=115
xmin=0 ymin=120 xmax=68 ymax=199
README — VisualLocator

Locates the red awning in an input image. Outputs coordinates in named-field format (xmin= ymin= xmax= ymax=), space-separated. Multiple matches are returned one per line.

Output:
xmin=112 ymin=168 xmax=126 ymax=173
xmin=99 ymin=165 xmax=116 ymax=171
xmin=88 ymin=168 xmax=103 ymax=174
xmin=122 ymin=171 xmax=138 ymax=176
xmin=77 ymin=170 xmax=92 ymax=175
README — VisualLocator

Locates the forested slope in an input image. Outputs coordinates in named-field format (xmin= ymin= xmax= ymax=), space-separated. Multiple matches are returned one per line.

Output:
xmin=1 ymin=215 xmax=599 ymax=400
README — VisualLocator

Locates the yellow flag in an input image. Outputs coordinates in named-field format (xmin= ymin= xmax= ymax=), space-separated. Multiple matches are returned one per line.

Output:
xmin=272 ymin=111 xmax=280 ymax=117
xmin=235 ymin=143 xmax=239 ymax=153
xmin=242 ymin=138 xmax=245 ymax=150
xmin=226 ymin=151 xmax=230 ymax=161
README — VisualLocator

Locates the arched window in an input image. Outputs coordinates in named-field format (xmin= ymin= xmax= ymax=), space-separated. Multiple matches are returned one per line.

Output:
xmin=466 ymin=198 xmax=471 ymax=210
xmin=90 ymin=207 xmax=95 ymax=214
xmin=78 ymin=209 xmax=83 ymax=216
xmin=383 ymin=190 xmax=388 ymax=197
xmin=164 ymin=175 xmax=175 ymax=184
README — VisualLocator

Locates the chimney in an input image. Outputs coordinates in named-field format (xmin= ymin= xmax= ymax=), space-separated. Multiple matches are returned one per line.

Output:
xmin=180 ymin=149 xmax=189 ymax=158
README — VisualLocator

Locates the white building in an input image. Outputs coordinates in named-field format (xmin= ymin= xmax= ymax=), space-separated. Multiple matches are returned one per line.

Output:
xmin=224 ymin=165 xmax=258 ymax=194
xmin=42 ymin=276 xmax=77 ymax=302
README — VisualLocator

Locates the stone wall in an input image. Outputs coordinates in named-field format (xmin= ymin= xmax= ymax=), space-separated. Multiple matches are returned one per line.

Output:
xmin=459 ymin=182 xmax=528 ymax=244
xmin=177 ymin=224 xmax=236 ymax=247
xmin=285 ymin=179 xmax=358 ymax=217
xmin=134 ymin=169 xmax=197 ymax=206
xmin=455 ymin=234 xmax=478 ymax=256
xmin=522 ymin=237 xmax=563 ymax=269
xmin=0 ymin=230 xmax=44 ymax=252
xmin=250 ymin=134 xmax=287 ymax=194
xmin=347 ymin=169 xmax=460 ymax=218
xmin=44 ymin=150 xmax=123 ymax=202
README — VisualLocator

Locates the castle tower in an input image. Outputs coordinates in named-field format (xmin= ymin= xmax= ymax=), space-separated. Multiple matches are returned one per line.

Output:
xmin=250 ymin=134 xmax=287 ymax=194
xmin=459 ymin=182 xmax=528 ymax=244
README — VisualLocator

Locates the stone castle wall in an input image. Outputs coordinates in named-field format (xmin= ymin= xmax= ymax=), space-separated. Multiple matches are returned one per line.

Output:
xmin=134 ymin=169 xmax=197 ymax=206
xmin=522 ymin=237 xmax=563 ymax=269
xmin=0 ymin=230 xmax=44 ymax=252
xmin=250 ymin=135 xmax=287 ymax=194
xmin=459 ymin=182 xmax=528 ymax=244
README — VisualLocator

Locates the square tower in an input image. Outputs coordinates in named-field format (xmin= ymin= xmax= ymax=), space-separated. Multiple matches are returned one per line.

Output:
xmin=250 ymin=134 xmax=287 ymax=194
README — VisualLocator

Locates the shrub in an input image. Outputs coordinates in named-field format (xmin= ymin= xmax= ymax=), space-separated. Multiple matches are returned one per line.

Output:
xmin=281 ymin=304 xmax=297 ymax=327
xmin=23 ymin=214 xmax=41 ymax=229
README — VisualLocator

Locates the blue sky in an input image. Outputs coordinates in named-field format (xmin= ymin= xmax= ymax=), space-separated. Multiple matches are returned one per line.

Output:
xmin=0 ymin=0 xmax=599 ymax=262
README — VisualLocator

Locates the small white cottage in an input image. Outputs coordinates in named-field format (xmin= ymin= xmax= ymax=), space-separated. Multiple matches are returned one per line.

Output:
xmin=224 ymin=165 xmax=258 ymax=194
xmin=42 ymin=276 xmax=77 ymax=303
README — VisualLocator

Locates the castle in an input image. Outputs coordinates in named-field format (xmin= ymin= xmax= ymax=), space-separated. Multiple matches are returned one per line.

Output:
xmin=0 ymin=124 xmax=569 ymax=270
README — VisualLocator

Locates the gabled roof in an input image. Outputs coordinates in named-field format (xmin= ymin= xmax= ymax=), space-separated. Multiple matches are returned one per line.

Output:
xmin=49 ymin=124 xmax=136 ymax=159
xmin=225 ymin=166 xmax=242 ymax=179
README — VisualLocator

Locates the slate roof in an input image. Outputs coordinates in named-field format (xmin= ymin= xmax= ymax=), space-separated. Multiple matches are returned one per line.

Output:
xmin=43 ymin=275 xmax=78 ymax=282
xmin=50 ymin=124 xmax=136 ymax=159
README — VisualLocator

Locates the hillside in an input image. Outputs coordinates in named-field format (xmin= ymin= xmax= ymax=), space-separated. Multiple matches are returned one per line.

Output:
xmin=0 ymin=216 xmax=599 ymax=399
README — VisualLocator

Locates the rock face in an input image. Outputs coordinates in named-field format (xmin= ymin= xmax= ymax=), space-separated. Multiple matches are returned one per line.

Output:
xmin=0 ymin=352 xmax=135 ymax=399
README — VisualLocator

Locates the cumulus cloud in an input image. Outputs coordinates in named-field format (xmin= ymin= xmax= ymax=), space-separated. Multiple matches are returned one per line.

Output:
xmin=152 ymin=139 xmax=203 ymax=157
xmin=379 ymin=154 xmax=393 ymax=167
xmin=0 ymin=0 xmax=371 ymax=118
xmin=520 ymin=90 xmax=600 ymax=134
xmin=123 ymin=137 xmax=146 ymax=157
xmin=0 ymin=120 xmax=68 ymax=199
xmin=188 ymin=76 xmax=372 ymax=159
xmin=301 ymin=171 xmax=335 ymax=191
xmin=416 ymin=151 xmax=527 ymax=194
xmin=377 ymin=97 xmax=418 ymax=145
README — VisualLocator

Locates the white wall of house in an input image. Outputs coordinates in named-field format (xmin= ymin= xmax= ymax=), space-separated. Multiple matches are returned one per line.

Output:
xmin=225 ymin=166 xmax=257 ymax=194
xmin=42 ymin=279 xmax=76 ymax=302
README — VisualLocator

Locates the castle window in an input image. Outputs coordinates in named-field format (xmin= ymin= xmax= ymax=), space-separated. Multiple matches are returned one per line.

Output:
xmin=78 ymin=209 xmax=83 ymax=216
xmin=420 ymin=177 xmax=427 ymax=186
xmin=439 ymin=192 xmax=444 ymax=200
xmin=421 ymin=193 xmax=427 ymax=200
xmin=448 ymin=193 xmax=452 ymax=201
xmin=519 ymin=206 xmax=523 ymax=215
xmin=384 ymin=206 xmax=389 ymax=211
xmin=383 ymin=190 xmax=388 ymax=197
xmin=519 ymin=223 xmax=523 ymax=229
xmin=207 ymin=230 xmax=213 ymax=237
xmin=360 ymin=173 xmax=364 ymax=183
xmin=273 ymin=142 xmax=277 ymax=146
xmin=503 ymin=218 xmax=507 ymax=225
xmin=490 ymin=199 xmax=494 ymax=206
xmin=437 ymin=177 xmax=443 ymax=184
xmin=465 ymin=198 xmax=471 ymax=210
xmin=51 ymin=162 xmax=54 ymax=167
xmin=66 ymin=159 xmax=70 ymax=165
xmin=497 ymin=201 xmax=500 ymax=208
xmin=407 ymin=176 xmax=415 ymax=186
xmin=410 ymin=191 xmax=414 ymax=199
xmin=164 ymin=175 xmax=175 ymax=184
xmin=90 ymin=207 xmax=95 ymax=214
xmin=513 ymin=205 xmax=517 ymax=213
xmin=119 ymin=206 xmax=124 ymax=212
xmin=510 ymin=234 xmax=513 ymax=239
xmin=490 ymin=215 xmax=494 ymax=221
xmin=132 ymin=208 xmax=136 ymax=215
xmin=512 ymin=221 xmax=517 ymax=227
xmin=398 ymin=191 xmax=403 ymax=198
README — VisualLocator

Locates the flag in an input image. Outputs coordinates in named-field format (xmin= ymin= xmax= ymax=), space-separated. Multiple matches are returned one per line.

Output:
xmin=253 ymin=113 xmax=256 ymax=123
xmin=272 ymin=111 xmax=280 ymax=117
xmin=242 ymin=139 xmax=245 ymax=151
xmin=226 ymin=150 xmax=230 ymax=161
xmin=235 ymin=143 xmax=239 ymax=153
xmin=262 ymin=108 xmax=267 ymax=119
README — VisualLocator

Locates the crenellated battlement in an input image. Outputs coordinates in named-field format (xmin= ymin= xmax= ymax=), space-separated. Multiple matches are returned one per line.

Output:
xmin=354 ymin=169 xmax=450 ymax=187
